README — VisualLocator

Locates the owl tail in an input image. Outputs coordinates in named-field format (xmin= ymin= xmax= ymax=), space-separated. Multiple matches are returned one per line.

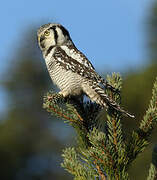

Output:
xmin=98 ymin=92 xmax=135 ymax=118
xmin=104 ymin=99 xmax=135 ymax=118
xmin=82 ymin=83 xmax=134 ymax=118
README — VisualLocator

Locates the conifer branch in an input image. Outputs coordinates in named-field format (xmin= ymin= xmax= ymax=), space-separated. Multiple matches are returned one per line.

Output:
xmin=127 ymin=78 xmax=157 ymax=166
xmin=147 ymin=164 xmax=157 ymax=180
xmin=147 ymin=145 xmax=157 ymax=180
xmin=94 ymin=161 xmax=107 ymax=180
xmin=43 ymin=74 xmax=157 ymax=179
xmin=140 ymin=77 xmax=157 ymax=132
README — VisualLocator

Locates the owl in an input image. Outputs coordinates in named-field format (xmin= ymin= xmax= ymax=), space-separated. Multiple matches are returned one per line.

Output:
xmin=37 ymin=23 xmax=134 ymax=118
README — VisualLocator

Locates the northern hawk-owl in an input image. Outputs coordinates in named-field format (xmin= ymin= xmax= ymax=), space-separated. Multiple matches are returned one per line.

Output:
xmin=37 ymin=23 xmax=134 ymax=118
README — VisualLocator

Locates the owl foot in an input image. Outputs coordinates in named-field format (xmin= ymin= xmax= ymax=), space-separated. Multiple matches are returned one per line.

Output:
xmin=47 ymin=93 xmax=64 ymax=103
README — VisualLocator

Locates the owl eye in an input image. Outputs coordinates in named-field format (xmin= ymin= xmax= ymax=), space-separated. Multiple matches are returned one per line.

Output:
xmin=44 ymin=30 xmax=50 ymax=36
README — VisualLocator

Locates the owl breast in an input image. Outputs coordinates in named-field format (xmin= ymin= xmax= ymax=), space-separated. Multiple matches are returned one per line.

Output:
xmin=46 ymin=59 xmax=83 ymax=96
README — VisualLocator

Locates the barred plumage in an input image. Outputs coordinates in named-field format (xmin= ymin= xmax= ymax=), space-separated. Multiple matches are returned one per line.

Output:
xmin=37 ymin=23 xmax=134 ymax=118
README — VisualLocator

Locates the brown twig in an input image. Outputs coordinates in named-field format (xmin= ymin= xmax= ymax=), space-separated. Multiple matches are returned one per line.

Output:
xmin=94 ymin=160 xmax=107 ymax=180
xmin=75 ymin=110 xmax=84 ymax=122
xmin=111 ymin=117 xmax=118 ymax=147
xmin=102 ymin=143 xmax=119 ymax=179
xmin=49 ymin=105 xmax=76 ymax=123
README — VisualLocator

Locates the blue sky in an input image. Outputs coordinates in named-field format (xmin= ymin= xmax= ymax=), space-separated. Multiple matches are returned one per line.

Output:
xmin=0 ymin=0 xmax=154 ymax=114
xmin=0 ymin=0 xmax=153 ymax=71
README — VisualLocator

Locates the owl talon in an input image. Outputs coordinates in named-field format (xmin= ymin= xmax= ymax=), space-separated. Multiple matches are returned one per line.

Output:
xmin=53 ymin=93 xmax=63 ymax=103
xmin=47 ymin=95 xmax=53 ymax=101
xmin=47 ymin=93 xmax=64 ymax=103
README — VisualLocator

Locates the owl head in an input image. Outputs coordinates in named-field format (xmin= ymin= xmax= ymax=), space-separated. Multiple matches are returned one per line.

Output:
xmin=37 ymin=23 xmax=72 ymax=52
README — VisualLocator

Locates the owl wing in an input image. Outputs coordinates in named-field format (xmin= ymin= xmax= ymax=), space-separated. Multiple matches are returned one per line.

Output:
xmin=53 ymin=46 xmax=119 ymax=93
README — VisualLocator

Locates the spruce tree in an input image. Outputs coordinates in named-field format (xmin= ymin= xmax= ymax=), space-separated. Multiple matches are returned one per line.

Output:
xmin=43 ymin=73 xmax=157 ymax=180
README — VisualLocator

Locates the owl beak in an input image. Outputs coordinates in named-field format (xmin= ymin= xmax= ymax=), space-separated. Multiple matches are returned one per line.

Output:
xmin=38 ymin=36 xmax=40 ymax=43
xmin=38 ymin=35 xmax=45 ymax=44
xmin=38 ymin=35 xmax=46 ymax=49
xmin=39 ymin=35 xmax=45 ymax=43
